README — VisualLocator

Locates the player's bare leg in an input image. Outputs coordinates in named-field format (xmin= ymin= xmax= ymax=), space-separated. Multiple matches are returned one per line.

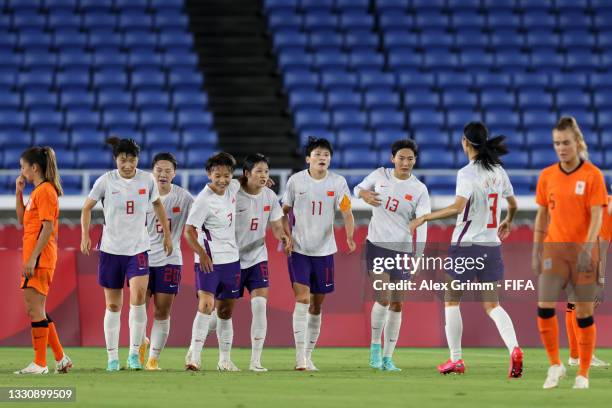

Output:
xmin=249 ymin=287 xmax=269 ymax=372
xmin=216 ymin=298 xmax=240 ymax=371
xmin=292 ymin=282 xmax=310 ymax=370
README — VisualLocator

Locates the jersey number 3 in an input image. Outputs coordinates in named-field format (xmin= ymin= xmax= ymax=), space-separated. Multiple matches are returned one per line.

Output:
xmin=487 ymin=193 xmax=498 ymax=228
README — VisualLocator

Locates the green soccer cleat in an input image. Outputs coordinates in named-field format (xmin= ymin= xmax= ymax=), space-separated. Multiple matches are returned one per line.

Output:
xmin=126 ymin=354 xmax=143 ymax=370
xmin=106 ymin=359 xmax=120 ymax=372
xmin=369 ymin=344 xmax=382 ymax=369
xmin=382 ymin=357 xmax=402 ymax=372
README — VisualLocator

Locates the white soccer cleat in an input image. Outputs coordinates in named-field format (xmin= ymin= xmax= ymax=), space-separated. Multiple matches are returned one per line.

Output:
xmin=217 ymin=360 xmax=240 ymax=372
xmin=305 ymin=359 xmax=319 ymax=372
xmin=590 ymin=355 xmax=610 ymax=367
xmin=249 ymin=363 xmax=268 ymax=372
xmin=295 ymin=354 xmax=307 ymax=371
xmin=568 ymin=357 xmax=579 ymax=366
xmin=573 ymin=375 xmax=589 ymax=389
xmin=543 ymin=364 xmax=566 ymax=389
xmin=55 ymin=354 xmax=73 ymax=374
xmin=184 ymin=348 xmax=201 ymax=371
xmin=14 ymin=362 xmax=49 ymax=375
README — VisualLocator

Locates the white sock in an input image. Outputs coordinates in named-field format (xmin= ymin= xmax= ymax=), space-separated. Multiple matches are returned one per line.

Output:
xmin=488 ymin=306 xmax=519 ymax=353
xmin=383 ymin=310 xmax=402 ymax=358
xmin=217 ymin=318 xmax=234 ymax=362
xmin=149 ymin=318 xmax=170 ymax=360
xmin=129 ymin=304 xmax=147 ymax=356
xmin=207 ymin=309 xmax=218 ymax=339
xmin=189 ymin=311 xmax=210 ymax=356
xmin=445 ymin=305 xmax=463 ymax=362
xmin=292 ymin=302 xmax=309 ymax=360
xmin=104 ymin=309 xmax=121 ymax=362
xmin=305 ymin=313 xmax=322 ymax=360
xmin=371 ymin=302 xmax=389 ymax=345
xmin=250 ymin=297 xmax=267 ymax=366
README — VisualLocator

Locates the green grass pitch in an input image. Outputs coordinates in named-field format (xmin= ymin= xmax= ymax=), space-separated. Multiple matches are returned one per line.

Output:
xmin=1 ymin=347 xmax=611 ymax=407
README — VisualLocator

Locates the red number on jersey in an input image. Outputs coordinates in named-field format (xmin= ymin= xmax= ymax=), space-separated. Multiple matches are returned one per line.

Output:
xmin=487 ymin=193 xmax=498 ymax=228
xmin=250 ymin=217 xmax=259 ymax=231
xmin=311 ymin=201 xmax=322 ymax=215
xmin=126 ymin=200 xmax=134 ymax=214
xmin=385 ymin=197 xmax=399 ymax=212
xmin=156 ymin=219 xmax=172 ymax=234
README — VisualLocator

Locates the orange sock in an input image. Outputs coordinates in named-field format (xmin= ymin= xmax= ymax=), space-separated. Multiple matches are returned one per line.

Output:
xmin=47 ymin=318 xmax=64 ymax=362
xmin=31 ymin=321 xmax=49 ymax=367
xmin=537 ymin=308 xmax=561 ymax=366
xmin=565 ymin=304 xmax=579 ymax=359
xmin=576 ymin=316 xmax=596 ymax=378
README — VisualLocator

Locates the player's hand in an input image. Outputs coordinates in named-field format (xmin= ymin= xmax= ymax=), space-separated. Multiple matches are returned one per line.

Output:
xmin=360 ymin=190 xmax=382 ymax=207
xmin=576 ymin=246 xmax=593 ymax=274
xmin=266 ymin=178 xmax=275 ymax=188
xmin=409 ymin=216 xmax=425 ymax=234
xmin=80 ymin=235 xmax=91 ymax=255
xmin=346 ymin=236 xmax=356 ymax=253
xmin=23 ymin=257 xmax=36 ymax=279
xmin=281 ymin=235 xmax=292 ymax=256
xmin=15 ymin=175 xmax=25 ymax=194
xmin=531 ymin=245 xmax=542 ymax=276
xmin=497 ymin=219 xmax=512 ymax=240
xmin=200 ymin=251 xmax=214 ymax=273
xmin=163 ymin=235 xmax=173 ymax=256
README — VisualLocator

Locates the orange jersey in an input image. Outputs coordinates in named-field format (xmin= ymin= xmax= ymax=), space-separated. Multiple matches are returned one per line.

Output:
xmin=535 ymin=161 xmax=607 ymax=243
xmin=22 ymin=182 xmax=59 ymax=269
xmin=600 ymin=195 xmax=612 ymax=241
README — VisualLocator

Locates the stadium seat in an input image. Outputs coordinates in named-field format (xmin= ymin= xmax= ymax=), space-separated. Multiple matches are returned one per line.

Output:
xmin=425 ymin=175 xmax=457 ymax=195
xmin=417 ymin=149 xmax=454 ymax=169
xmin=530 ymin=148 xmax=558 ymax=168
xmin=76 ymin=148 xmax=112 ymax=168
xmin=336 ymin=129 xmax=371 ymax=148
xmin=326 ymin=89 xmax=362 ymax=109
xmin=369 ymin=109 xmax=405 ymax=129
xmin=70 ymin=129 xmax=106 ymax=148
xmin=413 ymin=132 xmax=449 ymax=148
xmin=373 ymin=129 xmax=409 ymax=150
xmin=186 ymin=148 xmax=216 ymax=169
xmin=503 ymin=151 xmax=530 ymax=169
xmin=342 ymin=148 xmax=378 ymax=168
xmin=181 ymin=128 xmax=218 ymax=148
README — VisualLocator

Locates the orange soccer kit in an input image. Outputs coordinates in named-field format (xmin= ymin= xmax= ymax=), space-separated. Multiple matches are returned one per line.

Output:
xmin=20 ymin=181 xmax=63 ymax=367
xmin=535 ymin=161 xmax=607 ymax=378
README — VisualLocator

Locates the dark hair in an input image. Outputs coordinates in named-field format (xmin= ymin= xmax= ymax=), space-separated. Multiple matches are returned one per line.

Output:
xmin=463 ymin=121 xmax=508 ymax=171
xmin=242 ymin=153 xmax=270 ymax=175
xmin=152 ymin=152 xmax=178 ymax=169
xmin=106 ymin=137 xmax=140 ymax=158
xmin=20 ymin=146 xmax=63 ymax=196
xmin=305 ymin=136 xmax=333 ymax=157
xmin=391 ymin=139 xmax=418 ymax=157
xmin=205 ymin=152 xmax=236 ymax=172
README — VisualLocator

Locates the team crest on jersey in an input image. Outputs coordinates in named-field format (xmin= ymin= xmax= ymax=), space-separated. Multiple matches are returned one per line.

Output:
xmin=263 ymin=205 xmax=271 ymax=212
xmin=139 ymin=188 xmax=146 ymax=195
xmin=575 ymin=180 xmax=586 ymax=195
xmin=404 ymin=194 xmax=413 ymax=201
xmin=327 ymin=191 xmax=335 ymax=196
xmin=172 ymin=207 xmax=180 ymax=213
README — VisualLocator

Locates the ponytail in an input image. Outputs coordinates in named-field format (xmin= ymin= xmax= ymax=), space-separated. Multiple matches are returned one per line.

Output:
xmin=463 ymin=121 xmax=508 ymax=171
xmin=20 ymin=146 xmax=63 ymax=196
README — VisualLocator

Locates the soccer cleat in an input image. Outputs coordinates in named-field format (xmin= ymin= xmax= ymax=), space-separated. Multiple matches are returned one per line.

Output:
xmin=249 ymin=363 xmax=268 ymax=372
xmin=295 ymin=353 xmax=307 ymax=371
xmin=145 ymin=358 xmax=161 ymax=371
xmin=106 ymin=359 xmax=120 ymax=372
xmin=126 ymin=353 xmax=143 ymax=370
xmin=139 ymin=337 xmax=150 ymax=366
xmin=184 ymin=348 xmax=200 ymax=371
xmin=542 ymin=364 xmax=566 ymax=389
xmin=590 ymin=355 xmax=610 ymax=367
xmin=369 ymin=343 xmax=382 ymax=369
xmin=305 ymin=359 xmax=319 ymax=371
xmin=573 ymin=375 xmax=589 ymax=389
xmin=568 ymin=357 xmax=580 ymax=366
xmin=55 ymin=354 xmax=73 ymax=374
xmin=217 ymin=360 xmax=240 ymax=372
xmin=382 ymin=357 xmax=401 ymax=372
xmin=508 ymin=346 xmax=523 ymax=378
xmin=437 ymin=359 xmax=466 ymax=375
xmin=14 ymin=362 xmax=49 ymax=375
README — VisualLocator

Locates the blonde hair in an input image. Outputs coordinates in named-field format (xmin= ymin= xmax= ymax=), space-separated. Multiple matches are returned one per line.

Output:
xmin=20 ymin=146 xmax=64 ymax=196
xmin=554 ymin=116 xmax=589 ymax=161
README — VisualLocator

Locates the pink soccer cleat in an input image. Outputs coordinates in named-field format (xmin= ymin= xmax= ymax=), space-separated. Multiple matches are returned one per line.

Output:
xmin=508 ymin=346 xmax=523 ymax=378
xmin=438 ymin=359 xmax=466 ymax=375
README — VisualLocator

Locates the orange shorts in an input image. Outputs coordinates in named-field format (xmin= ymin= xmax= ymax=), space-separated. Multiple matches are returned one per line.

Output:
xmin=541 ymin=243 xmax=600 ymax=286
xmin=20 ymin=268 xmax=54 ymax=296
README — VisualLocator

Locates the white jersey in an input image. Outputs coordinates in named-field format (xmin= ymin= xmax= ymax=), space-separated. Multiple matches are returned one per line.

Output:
xmin=282 ymin=169 xmax=351 ymax=257
xmin=452 ymin=161 xmax=514 ymax=246
xmin=355 ymin=168 xmax=430 ymax=255
xmin=186 ymin=179 xmax=240 ymax=265
xmin=88 ymin=169 xmax=160 ymax=256
xmin=146 ymin=184 xmax=194 ymax=267
xmin=235 ymin=186 xmax=283 ymax=269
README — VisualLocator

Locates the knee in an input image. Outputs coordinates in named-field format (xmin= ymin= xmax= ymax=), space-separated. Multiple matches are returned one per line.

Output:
xmin=197 ymin=299 xmax=213 ymax=315
xmin=377 ymin=299 xmax=390 ymax=307
xmin=106 ymin=303 xmax=122 ymax=312
xmin=154 ymin=308 xmax=171 ymax=320
xmin=309 ymin=303 xmax=322 ymax=315
xmin=216 ymin=304 xmax=233 ymax=319
xmin=131 ymin=291 xmax=147 ymax=305
xmin=295 ymin=294 xmax=310 ymax=305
